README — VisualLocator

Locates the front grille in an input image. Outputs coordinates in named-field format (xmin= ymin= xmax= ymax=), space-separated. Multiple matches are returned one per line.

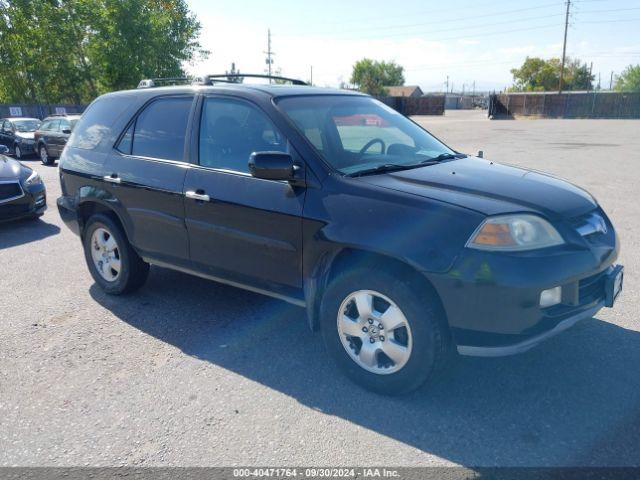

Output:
xmin=0 ymin=182 xmax=23 ymax=203
xmin=0 ymin=202 xmax=30 ymax=215
xmin=579 ymin=269 xmax=608 ymax=304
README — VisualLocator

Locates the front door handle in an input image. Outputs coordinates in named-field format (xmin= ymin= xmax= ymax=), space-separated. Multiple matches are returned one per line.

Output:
xmin=103 ymin=174 xmax=121 ymax=184
xmin=185 ymin=190 xmax=210 ymax=202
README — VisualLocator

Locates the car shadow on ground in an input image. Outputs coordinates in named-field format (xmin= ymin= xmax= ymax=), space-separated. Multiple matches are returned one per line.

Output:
xmin=17 ymin=156 xmax=57 ymax=167
xmin=90 ymin=266 xmax=640 ymax=467
xmin=0 ymin=217 xmax=60 ymax=249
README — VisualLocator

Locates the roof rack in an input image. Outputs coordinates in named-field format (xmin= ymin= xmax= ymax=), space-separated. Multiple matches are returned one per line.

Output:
xmin=137 ymin=77 xmax=193 ymax=89
xmin=195 ymin=74 xmax=308 ymax=86
xmin=137 ymin=74 xmax=309 ymax=89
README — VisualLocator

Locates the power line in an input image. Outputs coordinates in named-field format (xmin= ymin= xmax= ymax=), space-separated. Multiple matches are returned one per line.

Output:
xmin=280 ymin=5 xmax=640 ymax=43
xmin=281 ymin=2 xmax=563 ymax=37
xmin=279 ymin=0 xmax=561 ymax=32
xmin=579 ymin=17 xmax=640 ymax=24
xmin=319 ymin=12 xmax=567 ymax=41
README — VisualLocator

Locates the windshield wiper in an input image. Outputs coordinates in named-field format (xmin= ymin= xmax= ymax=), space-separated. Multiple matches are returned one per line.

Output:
xmin=422 ymin=152 xmax=467 ymax=163
xmin=348 ymin=153 xmax=467 ymax=177
xmin=347 ymin=163 xmax=418 ymax=177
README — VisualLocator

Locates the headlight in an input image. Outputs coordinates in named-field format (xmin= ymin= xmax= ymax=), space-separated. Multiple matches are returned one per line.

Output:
xmin=467 ymin=214 xmax=564 ymax=251
xmin=25 ymin=169 xmax=43 ymax=186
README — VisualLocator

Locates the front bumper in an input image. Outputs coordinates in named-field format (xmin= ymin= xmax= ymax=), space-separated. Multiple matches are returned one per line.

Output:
xmin=0 ymin=182 xmax=46 ymax=222
xmin=427 ymin=212 xmax=620 ymax=356
xmin=457 ymin=300 xmax=604 ymax=356
xmin=16 ymin=141 xmax=36 ymax=155
xmin=456 ymin=263 xmax=624 ymax=356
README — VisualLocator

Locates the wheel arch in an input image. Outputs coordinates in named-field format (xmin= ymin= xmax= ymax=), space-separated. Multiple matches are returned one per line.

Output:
xmin=77 ymin=197 xmax=129 ymax=242
xmin=305 ymin=247 xmax=449 ymax=334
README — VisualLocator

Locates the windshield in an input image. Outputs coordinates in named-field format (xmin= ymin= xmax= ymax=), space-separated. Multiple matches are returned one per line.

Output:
xmin=13 ymin=119 xmax=41 ymax=132
xmin=277 ymin=95 xmax=457 ymax=175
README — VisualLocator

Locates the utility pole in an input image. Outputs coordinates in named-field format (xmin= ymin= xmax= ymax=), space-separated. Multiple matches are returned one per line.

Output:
xmin=609 ymin=71 xmax=614 ymax=90
xmin=559 ymin=0 xmax=571 ymax=93
xmin=446 ymin=75 xmax=449 ymax=94
xmin=588 ymin=62 xmax=593 ymax=90
xmin=264 ymin=29 xmax=275 ymax=83
xmin=310 ymin=66 xmax=313 ymax=85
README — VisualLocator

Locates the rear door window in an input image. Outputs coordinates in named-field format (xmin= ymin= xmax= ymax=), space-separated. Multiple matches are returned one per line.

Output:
xmin=122 ymin=96 xmax=193 ymax=162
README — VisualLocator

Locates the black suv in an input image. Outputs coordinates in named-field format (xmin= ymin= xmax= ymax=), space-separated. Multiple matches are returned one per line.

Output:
xmin=34 ymin=114 xmax=81 ymax=165
xmin=57 ymin=75 xmax=622 ymax=394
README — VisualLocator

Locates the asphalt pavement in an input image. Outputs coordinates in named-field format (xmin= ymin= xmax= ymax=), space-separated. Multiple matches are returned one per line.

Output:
xmin=1 ymin=110 xmax=638 ymax=467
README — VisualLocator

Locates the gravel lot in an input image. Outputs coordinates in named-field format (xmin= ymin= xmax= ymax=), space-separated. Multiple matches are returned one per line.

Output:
xmin=1 ymin=110 xmax=639 ymax=467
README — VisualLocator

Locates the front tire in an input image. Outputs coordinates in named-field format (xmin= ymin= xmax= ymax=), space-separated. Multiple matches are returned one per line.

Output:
xmin=82 ymin=214 xmax=149 ymax=295
xmin=40 ymin=145 xmax=53 ymax=165
xmin=14 ymin=144 xmax=22 ymax=159
xmin=320 ymin=268 xmax=452 ymax=395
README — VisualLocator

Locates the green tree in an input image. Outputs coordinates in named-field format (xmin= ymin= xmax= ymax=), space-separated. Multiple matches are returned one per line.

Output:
xmin=615 ymin=65 xmax=640 ymax=92
xmin=350 ymin=59 xmax=405 ymax=96
xmin=510 ymin=56 xmax=593 ymax=92
xmin=0 ymin=0 xmax=207 ymax=104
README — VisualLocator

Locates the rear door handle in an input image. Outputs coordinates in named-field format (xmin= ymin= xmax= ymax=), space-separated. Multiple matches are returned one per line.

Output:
xmin=103 ymin=174 xmax=121 ymax=184
xmin=185 ymin=190 xmax=210 ymax=202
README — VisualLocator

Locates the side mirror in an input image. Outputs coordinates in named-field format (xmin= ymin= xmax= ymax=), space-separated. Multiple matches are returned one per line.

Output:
xmin=477 ymin=150 xmax=484 ymax=158
xmin=0 ymin=145 xmax=8 ymax=155
xmin=62 ymin=129 xmax=72 ymax=134
xmin=249 ymin=151 xmax=295 ymax=181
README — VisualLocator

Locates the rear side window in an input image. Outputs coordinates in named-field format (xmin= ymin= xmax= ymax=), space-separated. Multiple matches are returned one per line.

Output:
xmin=68 ymin=95 xmax=135 ymax=150
xmin=120 ymin=96 xmax=192 ymax=161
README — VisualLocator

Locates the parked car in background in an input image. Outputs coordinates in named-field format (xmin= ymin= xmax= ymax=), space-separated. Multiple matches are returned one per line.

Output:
xmin=0 ymin=145 xmax=46 ymax=222
xmin=0 ymin=117 xmax=41 ymax=160
xmin=35 ymin=114 xmax=81 ymax=165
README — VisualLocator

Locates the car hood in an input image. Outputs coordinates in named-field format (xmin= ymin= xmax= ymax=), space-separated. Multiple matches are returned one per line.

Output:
xmin=15 ymin=131 xmax=35 ymax=140
xmin=0 ymin=156 xmax=23 ymax=179
xmin=357 ymin=157 xmax=597 ymax=219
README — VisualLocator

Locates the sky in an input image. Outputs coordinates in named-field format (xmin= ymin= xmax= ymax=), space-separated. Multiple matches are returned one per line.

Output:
xmin=185 ymin=0 xmax=640 ymax=92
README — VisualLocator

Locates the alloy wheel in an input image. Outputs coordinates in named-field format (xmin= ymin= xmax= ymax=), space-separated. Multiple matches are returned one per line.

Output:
xmin=14 ymin=145 xmax=21 ymax=159
xmin=40 ymin=146 xmax=48 ymax=165
xmin=90 ymin=227 xmax=122 ymax=282
xmin=337 ymin=290 xmax=413 ymax=375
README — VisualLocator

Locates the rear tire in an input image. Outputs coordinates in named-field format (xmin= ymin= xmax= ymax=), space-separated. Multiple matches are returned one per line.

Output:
xmin=320 ymin=268 xmax=452 ymax=395
xmin=82 ymin=213 xmax=149 ymax=295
